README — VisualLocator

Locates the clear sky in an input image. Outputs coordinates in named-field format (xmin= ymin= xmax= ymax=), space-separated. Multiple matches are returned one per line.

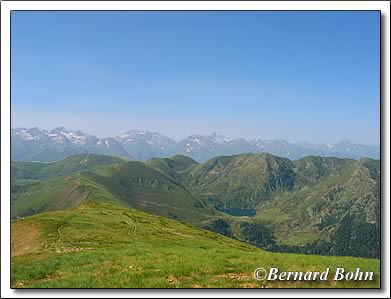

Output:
xmin=11 ymin=11 xmax=380 ymax=145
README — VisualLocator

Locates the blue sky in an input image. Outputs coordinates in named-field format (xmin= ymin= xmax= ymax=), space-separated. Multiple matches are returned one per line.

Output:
xmin=11 ymin=11 xmax=380 ymax=145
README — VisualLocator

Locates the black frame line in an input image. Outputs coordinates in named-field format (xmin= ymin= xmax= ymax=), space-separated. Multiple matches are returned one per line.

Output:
xmin=5 ymin=9 xmax=383 ymax=292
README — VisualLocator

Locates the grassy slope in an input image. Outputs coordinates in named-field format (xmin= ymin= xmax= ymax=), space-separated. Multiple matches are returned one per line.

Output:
xmin=11 ymin=176 xmax=91 ymax=218
xmin=11 ymin=158 xmax=220 ymax=224
xmin=11 ymin=202 xmax=379 ymax=288
xmin=255 ymin=158 xmax=380 ymax=246
xmin=81 ymin=160 xmax=220 ymax=224
xmin=184 ymin=153 xmax=296 ymax=209
xmin=10 ymin=154 xmax=127 ymax=218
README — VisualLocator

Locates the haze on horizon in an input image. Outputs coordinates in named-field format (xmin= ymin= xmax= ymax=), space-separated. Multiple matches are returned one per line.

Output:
xmin=11 ymin=11 xmax=380 ymax=146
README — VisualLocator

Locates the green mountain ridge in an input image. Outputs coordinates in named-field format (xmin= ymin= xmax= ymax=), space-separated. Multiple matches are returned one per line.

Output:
xmin=11 ymin=153 xmax=125 ymax=181
xmin=11 ymin=153 xmax=380 ymax=258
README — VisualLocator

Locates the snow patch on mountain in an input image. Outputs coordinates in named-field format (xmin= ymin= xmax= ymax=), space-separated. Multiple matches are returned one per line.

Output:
xmin=15 ymin=129 xmax=39 ymax=141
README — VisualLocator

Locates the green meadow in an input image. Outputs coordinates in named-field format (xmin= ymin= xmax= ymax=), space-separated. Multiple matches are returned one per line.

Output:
xmin=11 ymin=202 xmax=380 ymax=288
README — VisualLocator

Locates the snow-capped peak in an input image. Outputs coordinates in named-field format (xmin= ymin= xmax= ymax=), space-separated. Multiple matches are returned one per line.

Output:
xmin=13 ymin=128 xmax=40 ymax=141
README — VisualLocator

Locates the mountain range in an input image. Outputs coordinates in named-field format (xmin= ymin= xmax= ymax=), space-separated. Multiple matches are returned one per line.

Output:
xmin=11 ymin=152 xmax=380 ymax=259
xmin=11 ymin=127 xmax=380 ymax=162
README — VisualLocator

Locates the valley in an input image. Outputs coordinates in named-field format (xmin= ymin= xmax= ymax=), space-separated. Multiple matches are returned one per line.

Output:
xmin=11 ymin=152 xmax=380 ymax=259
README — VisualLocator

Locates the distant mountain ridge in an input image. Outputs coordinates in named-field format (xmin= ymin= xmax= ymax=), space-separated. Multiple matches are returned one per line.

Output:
xmin=11 ymin=127 xmax=380 ymax=162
